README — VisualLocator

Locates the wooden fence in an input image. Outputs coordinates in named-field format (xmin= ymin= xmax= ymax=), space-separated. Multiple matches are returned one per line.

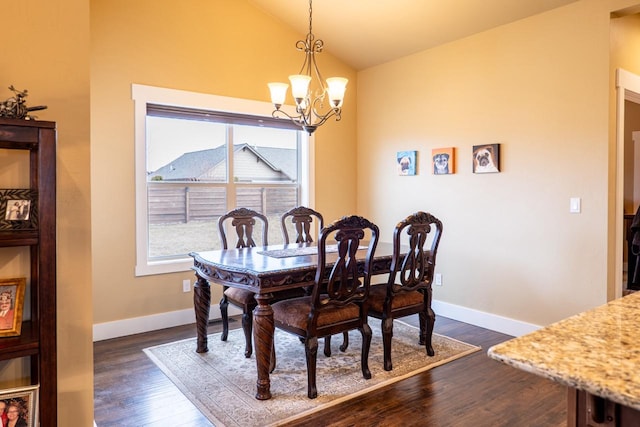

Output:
xmin=148 ymin=185 xmax=298 ymax=224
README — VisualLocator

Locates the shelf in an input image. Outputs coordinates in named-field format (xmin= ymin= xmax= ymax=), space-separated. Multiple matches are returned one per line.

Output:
xmin=0 ymin=321 xmax=39 ymax=360
xmin=0 ymin=231 xmax=38 ymax=246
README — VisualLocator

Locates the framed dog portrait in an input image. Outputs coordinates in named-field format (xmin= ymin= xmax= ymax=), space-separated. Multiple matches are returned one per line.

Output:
xmin=0 ymin=189 xmax=38 ymax=231
xmin=432 ymin=147 xmax=455 ymax=175
xmin=397 ymin=150 xmax=417 ymax=176
xmin=472 ymin=144 xmax=500 ymax=174
xmin=0 ymin=277 xmax=26 ymax=337
xmin=0 ymin=385 xmax=39 ymax=427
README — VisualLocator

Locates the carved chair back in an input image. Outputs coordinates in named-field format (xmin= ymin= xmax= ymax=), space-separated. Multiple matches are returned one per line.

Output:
xmin=308 ymin=215 xmax=380 ymax=333
xmin=387 ymin=211 xmax=443 ymax=295
xmin=218 ymin=207 xmax=268 ymax=249
xmin=281 ymin=206 xmax=324 ymax=244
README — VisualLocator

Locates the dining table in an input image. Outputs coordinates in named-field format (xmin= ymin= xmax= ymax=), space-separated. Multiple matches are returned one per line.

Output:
xmin=190 ymin=241 xmax=397 ymax=400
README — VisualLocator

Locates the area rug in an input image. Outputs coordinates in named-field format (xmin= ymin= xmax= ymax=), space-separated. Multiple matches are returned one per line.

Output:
xmin=144 ymin=321 xmax=480 ymax=427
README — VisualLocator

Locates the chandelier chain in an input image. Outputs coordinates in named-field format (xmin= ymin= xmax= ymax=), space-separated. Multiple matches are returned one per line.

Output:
xmin=308 ymin=0 xmax=313 ymax=37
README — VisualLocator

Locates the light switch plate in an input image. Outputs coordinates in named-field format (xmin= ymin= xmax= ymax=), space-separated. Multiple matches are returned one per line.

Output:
xmin=570 ymin=197 xmax=581 ymax=213
xmin=435 ymin=273 xmax=442 ymax=286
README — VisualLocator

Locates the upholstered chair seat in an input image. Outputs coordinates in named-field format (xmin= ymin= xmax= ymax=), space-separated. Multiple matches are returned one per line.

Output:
xmin=367 ymin=284 xmax=424 ymax=312
xmin=223 ymin=287 xmax=257 ymax=306
xmin=272 ymin=296 xmax=361 ymax=332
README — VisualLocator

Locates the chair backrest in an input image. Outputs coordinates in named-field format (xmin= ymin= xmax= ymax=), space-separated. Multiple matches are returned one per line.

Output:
xmin=310 ymin=215 xmax=380 ymax=313
xmin=388 ymin=211 xmax=443 ymax=292
xmin=218 ymin=207 xmax=268 ymax=249
xmin=281 ymin=206 xmax=324 ymax=244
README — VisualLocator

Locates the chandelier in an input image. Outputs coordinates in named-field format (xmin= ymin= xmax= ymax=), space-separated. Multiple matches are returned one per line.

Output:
xmin=268 ymin=0 xmax=348 ymax=135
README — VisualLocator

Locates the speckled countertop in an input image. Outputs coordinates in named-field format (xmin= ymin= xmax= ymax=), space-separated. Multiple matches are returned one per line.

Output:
xmin=488 ymin=291 xmax=640 ymax=410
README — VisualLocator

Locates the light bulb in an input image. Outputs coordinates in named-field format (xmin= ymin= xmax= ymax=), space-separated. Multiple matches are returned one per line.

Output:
xmin=326 ymin=77 xmax=348 ymax=108
xmin=268 ymin=82 xmax=289 ymax=109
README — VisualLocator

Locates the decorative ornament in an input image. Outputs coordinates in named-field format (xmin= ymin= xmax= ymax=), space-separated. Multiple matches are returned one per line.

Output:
xmin=0 ymin=85 xmax=47 ymax=120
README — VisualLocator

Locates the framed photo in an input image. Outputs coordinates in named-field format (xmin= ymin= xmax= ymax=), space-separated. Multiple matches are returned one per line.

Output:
xmin=0 ymin=278 xmax=26 ymax=337
xmin=397 ymin=150 xmax=417 ymax=176
xmin=432 ymin=147 xmax=455 ymax=175
xmin=472 ymin=144 xmax=500 ymax=173
xmin=0 ymin=385 xmax=39 ymax=427
xmin=0 ymin=189 xmax=38 ymax=231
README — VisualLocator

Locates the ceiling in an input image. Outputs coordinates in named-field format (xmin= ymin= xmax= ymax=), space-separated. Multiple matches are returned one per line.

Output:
xmin=248 ymin=0 xmax=580 ymax=70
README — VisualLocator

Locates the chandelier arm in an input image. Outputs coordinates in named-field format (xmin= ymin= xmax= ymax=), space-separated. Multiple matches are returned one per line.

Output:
xmin=272 ymin=108 xmax=311 ymax=127
xmin=296 ymin=39 xmax=310 ymax=76
xmin=272 ymin=109 xmax=312 ymax=132
xmin=311 ymin=40 xmax=325 ymax=86
xmin=310 ymin=106 xmax=341 ymax=129
xmin=310 ymin=95 xmax=341 ymax=121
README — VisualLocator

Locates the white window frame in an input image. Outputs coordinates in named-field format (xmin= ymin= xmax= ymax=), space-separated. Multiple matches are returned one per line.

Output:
xmin=132 ymin=84 xmax=314 ymax=276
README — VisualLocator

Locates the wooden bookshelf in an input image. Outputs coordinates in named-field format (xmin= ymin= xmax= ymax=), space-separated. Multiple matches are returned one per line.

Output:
xmin=0 ymin=118 xmax=57 ymax=426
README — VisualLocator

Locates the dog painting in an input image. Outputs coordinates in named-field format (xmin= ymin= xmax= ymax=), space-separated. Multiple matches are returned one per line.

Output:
xmin=397 ymin=150 xmax=416 ymax=176
xmin=472 ymin=144 xmax=500 ymax=174
xmin=432 ymin=147 xmax=455 ymax=175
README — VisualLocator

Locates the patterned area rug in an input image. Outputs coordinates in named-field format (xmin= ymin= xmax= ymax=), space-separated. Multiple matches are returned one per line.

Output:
xmin=144 ymin=321 xmax=480 ymax=427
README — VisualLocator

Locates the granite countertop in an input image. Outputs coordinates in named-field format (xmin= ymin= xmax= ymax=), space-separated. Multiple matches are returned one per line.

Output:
xmin=487 ymin=291 xmax=640 ymax=410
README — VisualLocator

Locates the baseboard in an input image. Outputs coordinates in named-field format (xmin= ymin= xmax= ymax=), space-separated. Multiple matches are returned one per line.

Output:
xmin=92 ymin=304 xmax=242 ymax=342
xmin=93 ymin=299 xmax=539 ymax=342
xmin=432 ymin=299 xmax=540 ymax=337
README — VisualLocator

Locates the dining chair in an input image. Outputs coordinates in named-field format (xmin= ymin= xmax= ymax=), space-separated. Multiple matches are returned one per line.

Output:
xmin=271 ymin=215 xmax=380 ymax=398
xmin=280 ymin=206 xmax=349 ymax=357
xmin=367 ymin=211 xmax=443 ymax=371
xmin=280 ymin=205 xmax=324 ymax=244
xmin=217 ymin=207 xmax=268 ymax=358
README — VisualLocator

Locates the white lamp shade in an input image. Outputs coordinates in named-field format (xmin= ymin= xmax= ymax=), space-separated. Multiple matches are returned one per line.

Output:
xmin=268 ymin=82 xmax=289 ymax=106
xmin=326 ymin=77 xmax=348 ymax=107
xmin=289 ymin=75 xmax=312 ymax=100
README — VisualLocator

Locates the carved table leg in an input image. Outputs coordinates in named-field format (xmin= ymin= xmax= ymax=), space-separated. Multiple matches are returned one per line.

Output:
xmin=193 ymin=275 xmax=211 ymax=353
xmin=253 ymin=293 xmax=274 ymax=400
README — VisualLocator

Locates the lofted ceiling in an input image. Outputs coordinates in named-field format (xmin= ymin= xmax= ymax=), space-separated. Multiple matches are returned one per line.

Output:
xmin=248 ymin=0 xmax=580 ymax=70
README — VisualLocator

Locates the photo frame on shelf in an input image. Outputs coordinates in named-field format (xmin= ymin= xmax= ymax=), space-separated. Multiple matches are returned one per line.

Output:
xmin=0 ymin=385 xmax=39 ymax=427
xmin=397 ymin=150 xmax=417 ymax=176
xmin=0 ymin=189 xmax=38 ymax=231
xmin=432 ymin=147 xmax=455 ymax=175
xmin=472 ymin=144 xmax=501 ymax=173
xmin=0 ymin=277 xmax=26 ymax=337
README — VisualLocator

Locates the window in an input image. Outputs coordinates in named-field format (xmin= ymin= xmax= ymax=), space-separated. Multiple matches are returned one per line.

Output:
xmin=133 ymin=85 xmax=313 ymax=276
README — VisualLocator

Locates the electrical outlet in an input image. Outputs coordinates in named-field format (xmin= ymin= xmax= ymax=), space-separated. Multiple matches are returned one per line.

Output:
xmin=182 ymin=279 xmax=191 ymax=293
xmin=435 ymin=273 xmax=442 ymax=286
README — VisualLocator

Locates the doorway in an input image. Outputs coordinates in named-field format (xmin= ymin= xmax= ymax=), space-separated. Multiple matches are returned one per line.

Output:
xmin=615 ymin=69 xmax=640 ymax=297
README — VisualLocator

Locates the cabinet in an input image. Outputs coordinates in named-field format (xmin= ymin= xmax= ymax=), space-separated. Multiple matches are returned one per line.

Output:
xmin=569 ymin=388 xmax=640 ymax=426
xmin=0 ymin=118 xmax=56 ymax=425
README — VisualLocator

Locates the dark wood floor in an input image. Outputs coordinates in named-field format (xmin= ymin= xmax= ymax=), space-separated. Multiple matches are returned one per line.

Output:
xmin=94 ymin=315 xmax=566 ymax=427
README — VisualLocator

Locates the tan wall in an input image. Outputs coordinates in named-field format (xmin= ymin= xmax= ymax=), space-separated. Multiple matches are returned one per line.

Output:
xmin=357 ymin=0 xmax=630 ymax=326
xmin=1 ymin=0 xmax=93 ymax=425
xmin=90 ymin=0 xmax=357 ymax=324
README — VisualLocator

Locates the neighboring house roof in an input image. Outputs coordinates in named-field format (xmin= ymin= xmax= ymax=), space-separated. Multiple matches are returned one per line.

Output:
xmin=149 ymin=143 xmax=296 ymax=181
xmin=252 ymin=146 xmax=296 ymax=180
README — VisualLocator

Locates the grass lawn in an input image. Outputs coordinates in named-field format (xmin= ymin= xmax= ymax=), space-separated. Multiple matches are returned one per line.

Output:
xmin=148 ymin=215 xmax=289 ymax=258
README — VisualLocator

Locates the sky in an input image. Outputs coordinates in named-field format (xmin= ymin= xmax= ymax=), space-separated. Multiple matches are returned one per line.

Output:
xmin=146 ymin=117 xmax=298 ymax=172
